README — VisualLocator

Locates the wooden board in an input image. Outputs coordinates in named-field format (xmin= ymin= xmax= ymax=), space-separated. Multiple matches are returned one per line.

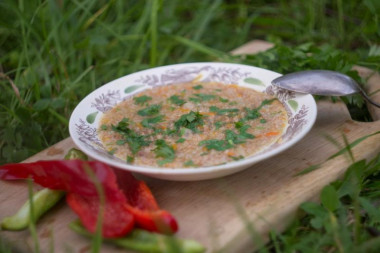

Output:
xmin=1 ymin=40 xmax=380 ymax=253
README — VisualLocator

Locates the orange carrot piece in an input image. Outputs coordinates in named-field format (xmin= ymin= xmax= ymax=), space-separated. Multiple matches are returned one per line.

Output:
xmin=264 ymin=131 xmax=280 ymax=137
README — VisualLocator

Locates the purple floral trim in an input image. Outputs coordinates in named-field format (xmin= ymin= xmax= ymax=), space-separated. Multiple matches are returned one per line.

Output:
xmin=283 ymin=104 xmax=309 ymax=141
xmin=135 ymin=66 xmax=251 ymax=86
xmin=75 ymin=119 xmax=101 ymax=146
xmin=91 ymin=90 xmax=123 ymax=113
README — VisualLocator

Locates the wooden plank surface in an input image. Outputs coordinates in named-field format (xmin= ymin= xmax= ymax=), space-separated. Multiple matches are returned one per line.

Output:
xmin=1 ymin=40 xmax=380 ymax=253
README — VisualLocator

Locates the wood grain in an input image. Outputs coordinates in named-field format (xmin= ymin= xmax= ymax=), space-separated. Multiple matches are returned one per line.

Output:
xmin=1 ymin=40 xmax=379 ymax=253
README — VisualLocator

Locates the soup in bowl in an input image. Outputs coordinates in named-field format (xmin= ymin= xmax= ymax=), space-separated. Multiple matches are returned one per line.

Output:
xmin=69 ymin=63 xmax=317 ymax=181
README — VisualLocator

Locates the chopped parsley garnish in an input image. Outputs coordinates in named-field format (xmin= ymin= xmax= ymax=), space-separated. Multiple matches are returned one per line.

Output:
xmin=176 ymin=138 xmax=186 ymax=143
xmin=192 ymin=85 xmax=203 ymax=90
xmin=137 ymin=104 xmax=161 ymax=116
xmin=244 ymin=107 xmax=261 ymax=120
xmin=260 ymin=98 xmax=277 ymax=107
xmin=189 ymin=93 xmax=217 ymax=103
xmin=169 ymin=95 xmax=186 ymax=106
xmin=209 ymin=106 xmax=239 ymax=116
xmin=108 ymin=148 xmax=117 ymax=155
xmin=127 ymin=155 xmax=134 ymax=164
xmin=214 ymin=121 xmax=224 ymax=130
xmin=141 ymin=115 xmax=164 ymax=128
xmin=229 ymin=155 xmax=244 ymax=161
xmin=134 ymin=95 xmax=152 ymax=105
xmin=219 ymin=97 xmax=229 ymax=103
xmin=235 ymin=121 xmax=244 ymax=129
xmin=225 ymin=125 xmax=254 ymax=145
xmin=260 ymin=118 xmax=267 ymax=124
xmin=200 ymin=125 xmax=254 ymax=151
xmin=101 ymin=124 xmax=108 ymax=130
xmin=116 ymin=139 xmax=126 ymax=145
xmin=174 ymin=111 xmax=204 ymax=133
xmin=199 ymin=139 xmax=234 ymax=151
xmin=153 ymin=139 xmax=175 ymax=166
xmin=112 ymin=118 xmax=151 ymax=154
xmin=184 ymin=160 xmax=196 ymax=167
xmin=240 ymin=98 xmax=277 ymax=122
xmin=225 ymin=130 xmax=246 ymax=144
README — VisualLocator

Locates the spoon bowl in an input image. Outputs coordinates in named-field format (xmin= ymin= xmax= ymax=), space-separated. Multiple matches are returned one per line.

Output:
xmin=272 ymin=70 xmax=380 ymax=108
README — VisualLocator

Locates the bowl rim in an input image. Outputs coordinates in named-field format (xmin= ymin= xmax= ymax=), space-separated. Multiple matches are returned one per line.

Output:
xmin=69 ymin=62 xmax=317 ymax=177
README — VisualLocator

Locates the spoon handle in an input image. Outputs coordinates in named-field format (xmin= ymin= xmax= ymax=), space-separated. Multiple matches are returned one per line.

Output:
xmin=358 ymin=87 xmax=380 ymax=109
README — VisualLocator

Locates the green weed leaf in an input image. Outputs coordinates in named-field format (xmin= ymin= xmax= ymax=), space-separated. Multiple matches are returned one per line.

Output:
xmin=33 ymin=99 xmax=51 ymax=111
xmin=320 ymin=185 xmax=339 ymax=212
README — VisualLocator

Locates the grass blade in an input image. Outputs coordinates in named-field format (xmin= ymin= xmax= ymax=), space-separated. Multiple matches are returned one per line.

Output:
xmin=150 ymin=0 xmax=159 ymax=67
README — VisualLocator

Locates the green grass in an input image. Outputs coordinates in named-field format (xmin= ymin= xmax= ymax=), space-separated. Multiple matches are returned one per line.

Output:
xmin=1 ymin=0 xmax=380 ymax=252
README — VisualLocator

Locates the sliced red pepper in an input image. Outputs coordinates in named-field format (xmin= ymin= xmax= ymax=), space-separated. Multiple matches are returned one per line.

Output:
xmin=0 ymin=160 xmax=121 ymax=200
xmin=0 ymin=160 xmax=178 ymax=236
xmin=114 ymin=170 xmax=178 ymax=234
xmin=66 ymin=193 xmax=134 ymax=238
xmin=0 ymin=160 xmax=133 ymax=237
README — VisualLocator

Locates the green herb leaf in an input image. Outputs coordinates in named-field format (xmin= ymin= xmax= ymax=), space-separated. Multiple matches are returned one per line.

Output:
xmin=214 ymin=121 xmax=224 ymax=130
xmin=174 ymin=111 xmax=204 ymax=133
xmin=176 ymin=138 xmax=186 ymax=143
xmin=137 ymin=104 xmax=161 ymax=116
xmin=134 ymin=95 xmax=152 ymax=105
xmin=108 ymin=148 xmax=117 ymax=155
xmin=199 ymin=139 xmax=234 ymax=151
xmin=219 ymin=97 xmax=229 ymax=103
xmin=235 ymin=121 xmax=244 ymax=129
xmin=141 ymin=115 xmax=164 ymax=128
xmin=225 ymin=127 xmax=253 ymax=145
xmin=112 ymin=118 xmax=151 ymax=154
xmin=192 ymin=85 xmax=203 ymax=90
xmin=189 ymin=93 xmax=216 ymax=103
xmin=126 ymin=156 xmax=134 ymax=164
xmin=184 ymin=160 xmax=196 ymax=167
xmin=209 ymin=106 xmax=239 ymax=116
xmin=169 ymin=95 xmax=186 ymax=106
xmin=244 ymin=107 xmax=261 ymax=120
xmin=229 ymin=155 xmax=244 ymax=161
xmin=116 ymin=140 xmax=126 ymax=145
xmin=153 ymin=139 xmax=175 ymax=166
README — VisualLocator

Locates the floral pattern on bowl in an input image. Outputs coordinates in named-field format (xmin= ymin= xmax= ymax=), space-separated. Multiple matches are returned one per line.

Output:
xmin=69 ymin=62 xmax=317 ymax=181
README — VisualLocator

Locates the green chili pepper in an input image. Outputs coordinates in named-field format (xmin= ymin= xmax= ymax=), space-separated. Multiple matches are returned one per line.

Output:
xmin=64 ymin=148 xmax=89 ymax=160
xmin=1 ymin=148 xmax=88 ymax=230
xmin=70 ymin=220 xmax=205 ymax=253
xmin=1 ymin=188 xmax=64 ymax=230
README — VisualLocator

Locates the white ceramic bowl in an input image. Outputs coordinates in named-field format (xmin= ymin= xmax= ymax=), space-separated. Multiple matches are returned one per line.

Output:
xmin=69 ymin=62 xmax=317 ymax=181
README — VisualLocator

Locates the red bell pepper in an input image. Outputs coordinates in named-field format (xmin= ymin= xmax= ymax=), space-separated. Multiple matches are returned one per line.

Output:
xmin=0 ymin=160 xmax=178 ymax=237
xmin=114 ymin=170 xmax=178 ymax=234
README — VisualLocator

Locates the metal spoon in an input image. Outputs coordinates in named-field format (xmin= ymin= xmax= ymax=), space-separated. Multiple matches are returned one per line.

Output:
xmin=271 ymin=70 xmax=380 ymax=108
